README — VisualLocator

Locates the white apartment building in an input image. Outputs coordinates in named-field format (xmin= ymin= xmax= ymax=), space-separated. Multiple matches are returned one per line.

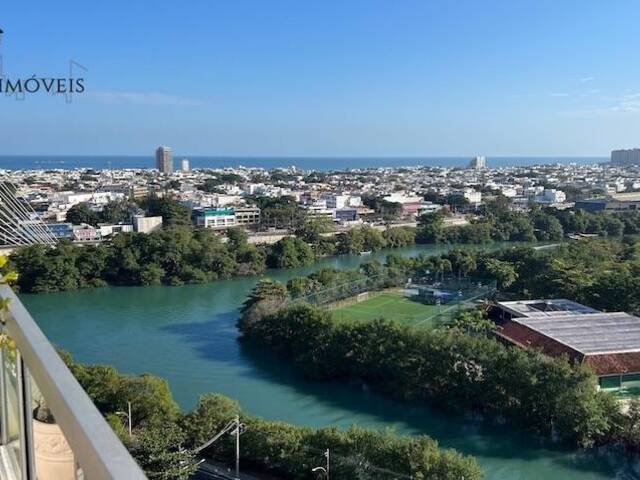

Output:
xmin=535 ymin=189 xmax=567 ymax=204
xmin=195 ymin=208 xmax=236 ymax=230
xmin=98 ymin=223 xmax=134 ymax=237
xmin=323 ymin=194 xmax=349 ymax=209
xmin=55 ymin=191 xmax=125 ymax=207
xmin=451 ymin=188 xmax=482 ymax=205
xmin=499 ymin=186 xmax=519 ymax=198
xmin=133 ymin=215 xmax=163 ymax=233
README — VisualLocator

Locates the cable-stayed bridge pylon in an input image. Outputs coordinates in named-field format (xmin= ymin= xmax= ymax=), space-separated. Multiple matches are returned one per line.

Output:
xmin=0 ymin=181 xmax=57 ymax=247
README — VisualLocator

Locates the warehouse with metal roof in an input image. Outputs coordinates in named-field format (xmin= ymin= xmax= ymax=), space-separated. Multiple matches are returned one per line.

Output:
xmin=490 ymin=299 xmax=640 ymax=394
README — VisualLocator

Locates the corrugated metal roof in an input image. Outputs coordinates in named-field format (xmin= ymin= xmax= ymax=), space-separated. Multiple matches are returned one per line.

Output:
xmin=514 ymin=312 xmax=640 ymax=355
xmin=497 ymin=299 xmax=599 ymax=318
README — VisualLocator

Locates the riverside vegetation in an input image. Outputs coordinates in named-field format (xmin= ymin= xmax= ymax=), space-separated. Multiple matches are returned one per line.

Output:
xmin=62 ymin=352 xmax=482 ymax=480
xmin=238 ymin=237 xmax=640 ymax=452
xmin=9 ymin=195 xmax=640 ymax=293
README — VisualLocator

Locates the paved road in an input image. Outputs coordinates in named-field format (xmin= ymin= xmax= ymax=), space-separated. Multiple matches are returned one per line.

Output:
xmin=192 ymin=461 xmax=283 ymax=480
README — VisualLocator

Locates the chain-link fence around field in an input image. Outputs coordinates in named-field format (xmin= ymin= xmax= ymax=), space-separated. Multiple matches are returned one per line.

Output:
xmin=286 ymin=272 xmax=497 ymax=329
xmin=287 ymin=272 xmax=408 ymax=308
xmin=409 ymin=280 xmax=497 ymax=328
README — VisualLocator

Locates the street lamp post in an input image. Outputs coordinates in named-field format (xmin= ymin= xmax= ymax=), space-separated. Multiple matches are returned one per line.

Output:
xmin=234 ymin=415 xmax=240 ymax=480
xmin=115 ymin=401 xmax=132 ymax=438
xmin=311 ymin=449 xmax=330 ymax=480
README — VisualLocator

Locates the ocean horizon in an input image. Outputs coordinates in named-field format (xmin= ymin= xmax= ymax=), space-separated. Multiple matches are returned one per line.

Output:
xmin=0 ymin=155 xmax=608 ymax=172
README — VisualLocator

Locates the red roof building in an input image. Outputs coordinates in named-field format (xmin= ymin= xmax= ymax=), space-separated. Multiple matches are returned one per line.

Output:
xmin=490 ymin=299 xmax=640 ymax=391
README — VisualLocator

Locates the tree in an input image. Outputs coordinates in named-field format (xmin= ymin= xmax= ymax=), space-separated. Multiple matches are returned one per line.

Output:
xmin=450 ymin=309 xmax=496 ymax=334
xmin=226 ymin=228 xmax=249 ymax=252
xmin=621 ymin=399 xmax=640 ymax=451
xmin=446 ymin=194 xmax=470 ymax=212
xmin=125 ymin=423 xmax=195 ymax=480
xmin=101 ymin=199 xmax=140 ymax=224
xmin=239 ymin=279 xmax=288 ymax=332
xmin=255 ymin=196 xmax=307 ymax=229
xmin=383 ymin=227 xmax=416 ymax=247
xmin=603 ymin=215 xmax=624 ymax=236
xmin=120 ymin=373 xmax=180 ymax=427
xmin=379 ymin=200 xmax=403 ymax=221
xmin=140 ymin=195 xmax=191 ymax=227
xmin=266 ymin=237 xmax=315 ymax=268
xmin=482 ymin=258 xmax=518 ymax=289
xmin=66 ymin=202 xmax=100 ymax=226
xmin=416 ymin=212 xmax=446 ymax=244
xmin=180 ymin=394 xmax=240 ymax=449
xmin=139 ymin=264 xmax=165 ymax=285
xmin=294 ymin=217 xmax=333 ymax=244
xmin=459 ymin=256 xmax=476 ymax=278
xmin=533 ymin=213 xmax=564 ymax=241
xmin=76 ymin=244 xmax=108 ymax=286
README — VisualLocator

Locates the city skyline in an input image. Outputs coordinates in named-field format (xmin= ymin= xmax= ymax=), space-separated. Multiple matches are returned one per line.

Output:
xmin=2 ymin=1 xmax=640 ymax=157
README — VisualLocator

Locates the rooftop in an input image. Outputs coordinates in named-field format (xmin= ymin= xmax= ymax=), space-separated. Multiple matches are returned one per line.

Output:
xmin=494 ymin=299 xmax=640 ymax=374
xmin=496 ymin=298 xmax=599 ymax=318
xmin=513 ymin=312 xmax=640 ymax=355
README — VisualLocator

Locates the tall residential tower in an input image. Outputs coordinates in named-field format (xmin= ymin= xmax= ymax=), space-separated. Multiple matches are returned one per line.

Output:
xmin=611 ymin=149 xmax=640 ymax=166
xmin=155 ymin=146 xmax=173 ymax=174
xmin=469 ymin=156 xmax=486 ymax=170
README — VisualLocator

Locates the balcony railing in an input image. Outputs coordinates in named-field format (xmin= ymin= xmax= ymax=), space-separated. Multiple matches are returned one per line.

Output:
xmin=0 ymin=284 xmax=147 ymax=480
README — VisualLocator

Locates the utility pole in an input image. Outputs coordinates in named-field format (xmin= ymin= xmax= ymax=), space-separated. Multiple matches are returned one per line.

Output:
xmin=235 ymin=415 xmax=240 ymax=480
xmin=325 ymin=448 xmax=330 ymax=480
xmin=194 ymin=415 xmax=246 ymax=477
xmin=312 ymin=449 xmax=330 ymax=479
xmin=115 ymin=401 xmax=133 ymax=438
xmin=127 ymin=401 xmax=132 ymax=438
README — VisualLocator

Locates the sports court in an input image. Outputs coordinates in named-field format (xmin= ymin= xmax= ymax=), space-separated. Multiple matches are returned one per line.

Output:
xmin=331 ymin=290 xmax=440 ymax=326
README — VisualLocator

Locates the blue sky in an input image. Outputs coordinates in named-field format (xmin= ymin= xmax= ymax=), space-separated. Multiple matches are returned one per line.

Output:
xmin=1 ymin=0 xmax=640 ymax=156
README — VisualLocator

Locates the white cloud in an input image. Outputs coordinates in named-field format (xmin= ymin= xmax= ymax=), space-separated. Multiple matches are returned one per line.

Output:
xmin=560 ymin=92 xmax=640 ymax=118
xmin=610 ymin=93 xmax=640 ymax=112
xmin=578 ymin=76 xmax=595 ymax=83
xmin=508 ymin=92 xmax=536 ymax=99
xmin=550 ymin=92 xmax=570 ymax=97
xmin=87 ymin=90 xmax=202 ymax=106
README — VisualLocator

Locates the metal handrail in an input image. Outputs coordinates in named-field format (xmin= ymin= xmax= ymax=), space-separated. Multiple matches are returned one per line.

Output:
xmin=0 ymin=285 xmax=147 ymax=479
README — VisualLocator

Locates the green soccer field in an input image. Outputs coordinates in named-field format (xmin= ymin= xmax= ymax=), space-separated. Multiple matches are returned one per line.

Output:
xmin=331 ymin=291 xmax=441 ymax=327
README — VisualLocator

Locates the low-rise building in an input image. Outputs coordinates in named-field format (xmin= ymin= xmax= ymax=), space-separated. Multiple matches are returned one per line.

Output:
xmin=72 ymin=225 xmax=100 ymax=242
xmin=130 ymin=185 xmax=149 ymax=199
xmin=45 ymin=222 xmax=74 ymax=239
xmin=133 ymin=215 xmax=163 ymax=233
xmin=234 ymin=206 xmax=261 ymax=226
xmin=335 ymin=208 xmax=359 ymax=222
xmin=575 ymin=193 xmax=640 ymax=212
xmin=194 ymin=207 xmax=236 ymax=230
xmin=323 ymin=194 xmax=350 ymax=209
xmin=417 ymin=201 xmax=442 ymax=216
xmin=98 ymin=223 xmax=134 ymax=238
xmin=382 ymin=193 xmax=425 ymax=217
xmin=450 ymin=188 xmax=482 ymax=208
xmin=535 ymin=188 xmax=566 ymax=205
xmin=490 ymin=299 xmax=640 ymax=392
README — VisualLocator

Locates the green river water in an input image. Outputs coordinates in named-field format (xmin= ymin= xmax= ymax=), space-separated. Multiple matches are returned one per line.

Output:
xmin=19 ymin=243 xmax=640 ymax=480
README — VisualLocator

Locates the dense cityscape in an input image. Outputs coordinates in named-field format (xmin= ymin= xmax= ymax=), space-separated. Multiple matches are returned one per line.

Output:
xmin=3 ymin=148 xmax=640 ymax=253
